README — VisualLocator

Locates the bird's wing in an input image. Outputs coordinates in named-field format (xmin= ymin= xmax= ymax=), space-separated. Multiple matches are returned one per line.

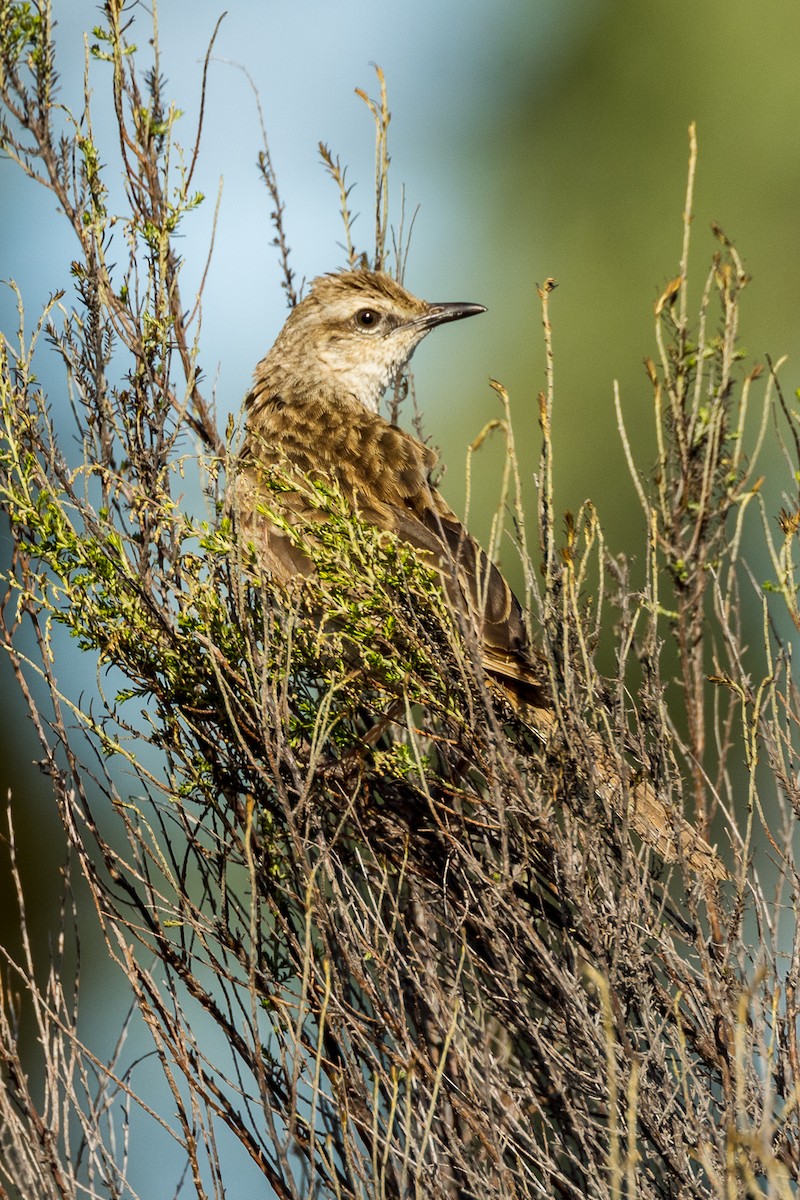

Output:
xmin=234 ymin=412 xmax=546 ymax=701
xmin=345 ymin=418 xmax=548 ymax=704
xmin=348 ymin=422 xmax=729 ymax=882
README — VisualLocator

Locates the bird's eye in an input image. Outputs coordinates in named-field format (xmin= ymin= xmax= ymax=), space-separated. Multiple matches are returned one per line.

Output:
xmin=355 ymin=308 xmax=380 ymax=329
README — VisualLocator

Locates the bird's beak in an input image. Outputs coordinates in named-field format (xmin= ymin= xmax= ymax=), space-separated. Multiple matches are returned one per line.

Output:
xmin=409 ymin=301 xmax=487 ymax=332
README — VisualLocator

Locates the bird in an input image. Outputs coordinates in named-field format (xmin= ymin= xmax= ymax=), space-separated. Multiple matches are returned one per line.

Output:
xmin=231 ymin=268 xmax=727 ymax=883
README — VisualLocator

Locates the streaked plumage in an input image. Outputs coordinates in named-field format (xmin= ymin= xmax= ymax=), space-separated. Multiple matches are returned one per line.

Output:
xmin=232 ymin=269 xmax=726 ymax=882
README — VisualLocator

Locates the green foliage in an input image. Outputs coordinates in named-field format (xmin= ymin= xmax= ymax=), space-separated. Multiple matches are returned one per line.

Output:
xmin=0 ymin=1 xmax=46 ymax=74
xmin=0 ymin=334 xmax=469 ymax=801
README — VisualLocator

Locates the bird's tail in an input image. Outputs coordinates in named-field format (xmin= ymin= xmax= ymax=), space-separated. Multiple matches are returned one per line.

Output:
xmin=486 ymin=664 xmax=728 ymax=884
xmin=583 ymin=726 xmax=728 ymax=883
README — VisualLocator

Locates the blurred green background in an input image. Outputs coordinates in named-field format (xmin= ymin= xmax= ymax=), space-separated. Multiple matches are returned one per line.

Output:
xmin=1 ymin=1 xmax=798 ymax=1194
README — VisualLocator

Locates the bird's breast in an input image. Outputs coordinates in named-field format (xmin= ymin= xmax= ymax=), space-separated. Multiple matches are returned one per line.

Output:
xmin=248 ymin=390 xmax=371 ymax=492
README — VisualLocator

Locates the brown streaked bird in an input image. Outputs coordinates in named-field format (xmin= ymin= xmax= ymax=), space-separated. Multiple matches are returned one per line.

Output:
xmin=232 ymin=268 xmax=726 ymax=883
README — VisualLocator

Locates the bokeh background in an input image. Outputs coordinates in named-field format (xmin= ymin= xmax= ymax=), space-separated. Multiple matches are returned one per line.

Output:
xmin=1 ymin=1 xmax=799 ymax=1194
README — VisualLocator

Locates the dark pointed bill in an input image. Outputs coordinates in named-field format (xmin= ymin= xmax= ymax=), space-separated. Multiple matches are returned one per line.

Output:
xmin=410 ymin=301 xmax=487 ymax=332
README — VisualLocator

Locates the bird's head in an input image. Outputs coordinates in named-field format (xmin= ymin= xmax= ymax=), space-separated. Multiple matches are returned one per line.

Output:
xmin=258 ymin=269 xmax=486 ymax=413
